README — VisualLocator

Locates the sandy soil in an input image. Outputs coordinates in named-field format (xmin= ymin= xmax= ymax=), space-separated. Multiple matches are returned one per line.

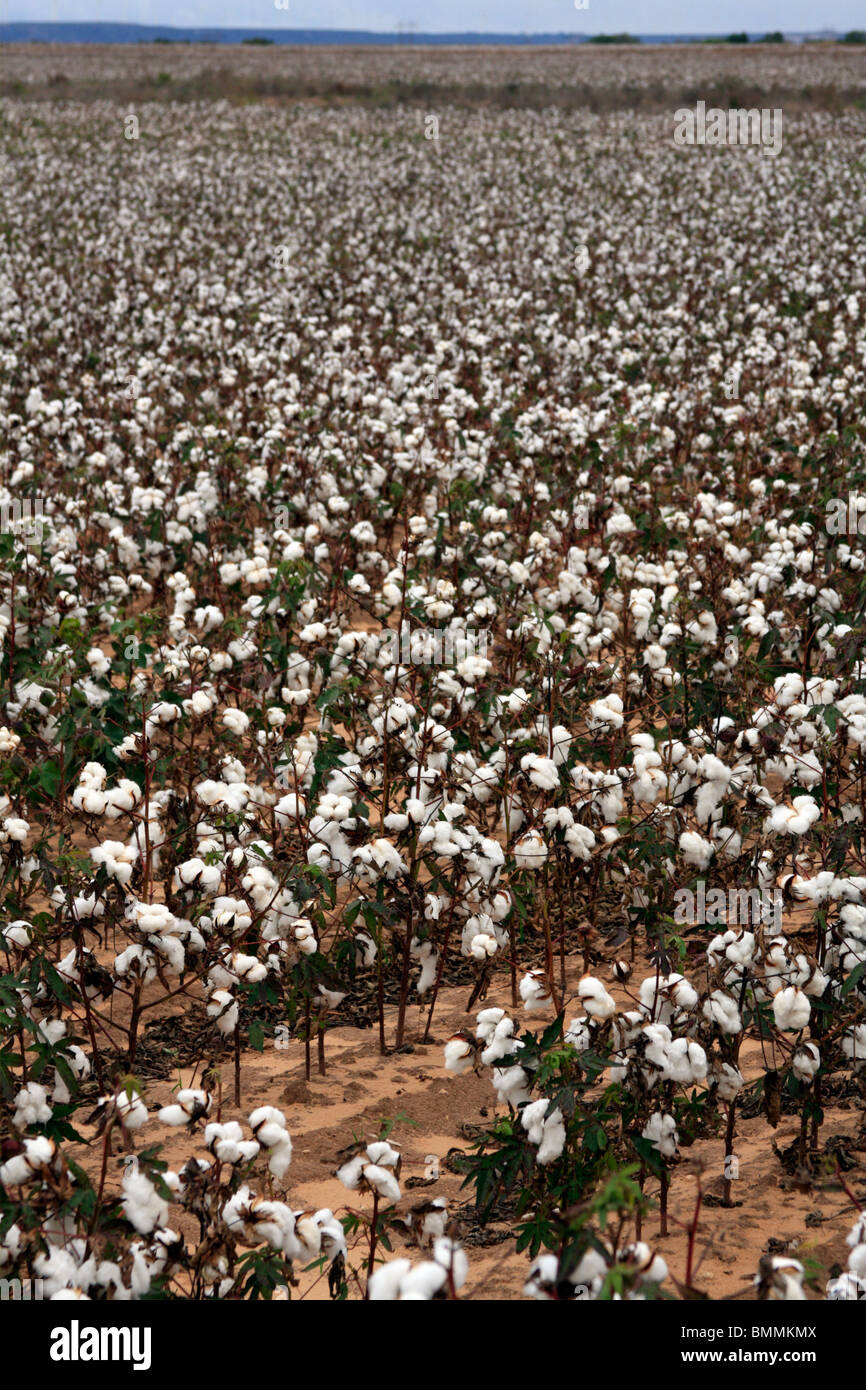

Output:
xmin=71 ymin=948 xmax=865 ymax=1301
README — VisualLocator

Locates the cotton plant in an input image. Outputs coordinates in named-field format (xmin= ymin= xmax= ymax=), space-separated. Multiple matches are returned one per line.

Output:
xmin=4 ymin=76 xmax=866 ymax=1303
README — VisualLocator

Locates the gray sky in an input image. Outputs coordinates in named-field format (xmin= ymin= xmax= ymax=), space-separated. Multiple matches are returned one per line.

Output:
xmin=6 ymin=0 xmax=859 ymax=34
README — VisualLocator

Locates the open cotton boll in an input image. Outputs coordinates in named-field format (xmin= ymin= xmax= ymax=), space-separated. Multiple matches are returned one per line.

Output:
xmin=395 ymin=1261 xmax=448 ymax=1300
xmin=13 ymin=1080 xmax=52 ymax=1127
xmin=223 ymin=1188 xmax=301 ymax=1258
xmin=827 ymin=1272 xmax=866 ymax=1300
xmin=206 ymin=988 xmax=239 ymax=1035
xmin=0 ymin=1136 xmax=57 ymax=1186
xmin=618 ymin=1241 xmax=669 ymax=1288
xmin=523 ymin=1253 xmax=562 ymax=1299
xmin=91 ymin=839 xmax=139 ymax=885
xmin=564 ymin=822 xmax=596 ymax=860
xmin=564 ymin=1017 xmax=592 ymax=1051
xmin=174 ymin=857 xmax=222 ymax=893
xmin=588 ymin=693 xmax=624 ymax=729
xmin=520 ymin=753 xmax=560 ymax=792
xmin=432 ymin=1236 xmax=468 ymax=1290
xmin=470 ymin=931 xmax=497 ymax=959
xmin=792 ymin=1042 xmax=821 ymax=1081
xmin=641 ymin=1111 xmax=678 ymax=1159
xmin=842 ymin=1024 xmax=866 ymax=1070
xmin=157 ymin=1089 xmax=211 ymax=1127
xmin=275 ymin=793 xmax=306 ymax=825
xmin=367 ymin=1258 xmax=413 ymax=1301
xmin=679 ymin=830 xmax=714 ymax=870
xmin=702 ymin=989 xmax=742 ymax=1035
xmin=336 ymin=1153 xmax=366 ymax=1190
xmin=519 ymin=968 xmax=552 ymax=1012
xmin=711 ymin=1061 xmax=745 ymax=1101
xmin=513 ymin=830 xmax=548 ymax=869
xmin=755 ymin=1255 xmax=807 ymax=1301
xmin=362 ymin=1164 xmax=401 ymax=1202
xmin=664 ymin=1038 xmax=707 ymax=1085
xmin=221 ymin=707 xmax=249 ymax=735
xmin=365 ymin=1140 xmax=400 ymax=1168
xmin=772 ymin=986 xmax=811 ymax=1031
xmin=444 ymin=1033 xmax=476 ymax=1074
xmin=1 ymin=919 xmax=32 ymax=949
xmin=480 ymin=1017 xmax=520 ymax=1066
xmin=411 ymin=938 xmax=439 ymax=993
xmin=767 ymin=795 xmax=821 ymax=836
xmin=578 ymin=976 xmax=615 ymax=1020
xmin=205 ymin=1121 xmax=260 ymax=1165
xmin=521 ymin=1099 xmax=566 ymax=1164
xmin=492 ymin=1063 xmax=532 ymax=1108
xmin=474 ymin=1007 xmax=506 ymax=1042
xmin=121 ymin=1167 xmax=169 ymax=1235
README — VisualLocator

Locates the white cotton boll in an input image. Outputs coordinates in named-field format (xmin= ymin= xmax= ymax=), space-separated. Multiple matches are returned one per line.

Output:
xmin=470 ymin=932 xmax=497 ymax=959
xmin=589 ymin=693 xmax=624 ymax=729
xmin=641 ymin=1112 xmax=678 ymax=1159
xmin=513 ymin=830 xmax=548 ymax=869
xmin=773 ymin=986 xmax=811 ymax=1032
xmin=711 ymin=1062 xmax=745 ymax=1101
xmin=221 ymin=708 xmax=249 ymax=736
xmin=481 ymin=1018 xmax=520 ymax=1066
xmin=758 ymin=1256 xmax=807 ymax=1301
xmin=157 ymin=1089 xmax=210 ymax=1127
xmin=353 ymin=932 xmax=377 ymax=967
xmin=703 ymin=990 xmax=742 ymax=1034
xmin=175 ymin=857 xmax=222 ymax=893
xmin=362 ymin=1164 xmax=401 ymax=1202
xmin=679 ymin=831 xmax=714 ymax=869
xmin=708 ymin=929 xmax=756 ymax=967
xmin=524 ymin=1252 xmax=562 ymax=1299
xmin=230 ymin=951 xmax=268 ymax=983
xmin=842 ymin=1024 xmax=866 ymax=1070
xmin=792 ymin=1043 xmax=821 ymax=1081
xmin=0 ymin=1136 xmax=56 ymax=1185
xmin=847 ymin=1244 xmax=866 ymax=1279
xmin=122 ymin=1168 xmax=169 ymax=1235
xmin=2 ymin=919 xmax=32 ymax=948
xmin=112 ymin=1090 xmax=148 ymax=1130
xmin=293 ymin=922 xmax=318 ymax=956
xmin=395 ymin=1261 xmax=447 ymax=1300
xmin=519 ymin=969 xmax=552 ymax=1012
xmin=205 ymin=1121 xmax=259 ymax=1165
xmin=113 ymin=945 xmax=155 ymax=989
xmin=275 ymin=793 xmax=307 ymax=825
xmin=13 ymin=1081 xmax=52 ymax=1127
xmin=367 ymin=1259 xmax=413 ymax=1300
xmin=414 ymin=940 xmax=438 ymax=994
xmin=847 ymin=1214 xmax=866 ymax=1249
xmin=827 ymin=1272 xmax=866 ymax=1300
xmin=521 ymin=1099 xmax=566 ymax=1165
xmin=432 ymin=1236 xmax=468 ymax=1290
xmin=520 ymin=753 xmax=560 ymax=792
xmin=564 ymin=1017 xmax=592 ymax=1051
xmin=365 ymin=1140 xmax=400 ymax=1168
xmin=578 ymin=976 xmax=615 ymax=1020
xmin=492 ymin=1063 xmax=531 ymax=1108
xmin=475 ymin=1007 xmax=506 ymax=1042
xmin=565 ymin=823 xmax=596 ymax=860
xmin=444 ymin=1035 xmax=475 ymax=1074
xmin=767 ymin=796 xmax=821 ymax=837
xmin=207 ymin=989 xmax=239 ymax=1035
xmin=665 ymin=1038 xmax=707 ymax=1085
xmin=336 ymin=1154 xmax=366 ymax=1190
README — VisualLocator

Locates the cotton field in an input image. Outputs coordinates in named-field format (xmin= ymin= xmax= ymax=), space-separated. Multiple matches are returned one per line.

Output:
xmin=1 ymin=43 xmax=866 ymax=1310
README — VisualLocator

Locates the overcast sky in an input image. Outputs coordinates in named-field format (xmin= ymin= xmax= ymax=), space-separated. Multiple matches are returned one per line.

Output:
xmin=5 ymin=0 xmax=859 ymax=35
